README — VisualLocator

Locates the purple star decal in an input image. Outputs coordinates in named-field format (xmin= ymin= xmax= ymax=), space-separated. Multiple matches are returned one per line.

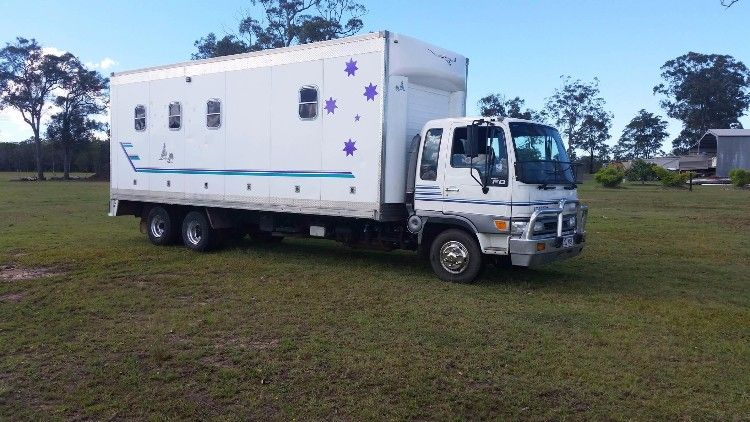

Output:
xmin=354 ymin=114 xmax=361 ymax=122
xmin=324 ymin=97 xmax=338 ymax=114
xmin=363 ymin=83 xmax=378 ymax=101
xmin=343 ymin=139 xmax=357 ymax=156
xmin=345 ymin=58 xmax=358 ymax=77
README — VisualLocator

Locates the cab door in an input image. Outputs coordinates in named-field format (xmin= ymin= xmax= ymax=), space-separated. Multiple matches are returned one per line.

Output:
xmin=441 ymin=124 xmax=512 ymax=222
xmin=413 ymin=126 xmax=447 ymax=212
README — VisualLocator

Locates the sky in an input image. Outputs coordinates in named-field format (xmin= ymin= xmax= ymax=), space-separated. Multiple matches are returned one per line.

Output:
xmin=1 ymin=0 xmax=749 ymax=152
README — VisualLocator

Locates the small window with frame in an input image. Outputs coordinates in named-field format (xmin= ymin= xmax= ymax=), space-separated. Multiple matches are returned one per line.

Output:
xmin=298 ymin=85 xmax=318 ymax=120
xmin=206 ymin=99 xmax=221 ymax=129
xmin=420 ymin=128 xmax=443 ymax=181
xmin=134 ymin=105 xmax=146 ymax=131
xmin=168 ymin=102 xmax=181 ymax=130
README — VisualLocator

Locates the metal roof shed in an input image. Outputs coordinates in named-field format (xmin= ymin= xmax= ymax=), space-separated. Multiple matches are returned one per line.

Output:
xmin=690 ymin=129 xmax=750 ymax=177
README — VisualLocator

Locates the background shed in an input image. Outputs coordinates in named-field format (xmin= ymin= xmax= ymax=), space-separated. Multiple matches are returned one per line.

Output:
xmin=689 ymin=129 xmax=750 ymax=177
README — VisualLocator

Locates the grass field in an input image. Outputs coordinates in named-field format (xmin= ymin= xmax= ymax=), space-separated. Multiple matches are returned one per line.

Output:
xmin=0 ymin=175 xmax=748 ymax=420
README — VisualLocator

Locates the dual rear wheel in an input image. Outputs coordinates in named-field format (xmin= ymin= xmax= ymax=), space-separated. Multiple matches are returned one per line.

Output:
xmin=146 ymin=207 xmax=216 ymax=251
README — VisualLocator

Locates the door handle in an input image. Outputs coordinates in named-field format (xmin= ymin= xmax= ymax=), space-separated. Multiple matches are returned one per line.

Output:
xmin=445 ymin=187 xmax=460 ymax=193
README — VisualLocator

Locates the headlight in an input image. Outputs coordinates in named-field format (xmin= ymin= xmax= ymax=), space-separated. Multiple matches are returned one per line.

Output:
xmin=510 ymin=221 xmax=527 ymax=235
xmin=533 ymin=221 xmax=545 ymax=232
xmin=568 ymin=216 xmax=576 ymax=227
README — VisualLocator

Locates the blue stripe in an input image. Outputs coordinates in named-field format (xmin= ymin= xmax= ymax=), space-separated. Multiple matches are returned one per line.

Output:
xmin=137 ymin=168 xmax=354 ymax=178
xmin=415 ymin=196 xmax=567 ymax=206
xmin=119 ymin=142 xmax=354 ymax=179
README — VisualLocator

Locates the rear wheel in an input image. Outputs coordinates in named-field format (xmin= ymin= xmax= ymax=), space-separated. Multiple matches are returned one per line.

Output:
xmin=182 ymin=210 xmax=217 ymax=251
xmin=429 ymin=229 xmax=482 ymax=283
xmin=147 ymin=206 xmax=178 ymax=246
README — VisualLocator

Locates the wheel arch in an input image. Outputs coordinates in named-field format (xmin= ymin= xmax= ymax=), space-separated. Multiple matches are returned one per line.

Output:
xmin=420 ymin=215 xmax=479 ymax=252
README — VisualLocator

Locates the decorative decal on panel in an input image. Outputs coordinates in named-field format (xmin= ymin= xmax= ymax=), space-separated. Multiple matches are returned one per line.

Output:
xmin=394 ymin=81 xmax=405 ymax=92
xmin=343 ymin=139 xmax=357 ymax=157
xmin=363 ymin=83 xmax=378 ymax=101
xmin=324 ymin=97 xmax=338 ymax=114
xmin=354 ymin=114 xmax=361 ymax=122
xmin=158 ymin=143 xmax=174 ymax=163
xmin=427 ymin=48 xmax=457 ymax=66
xmin=344 ymin=58 xmax=358 ymax=77
xmin=119 ymin=142 xmax=354 ymax=178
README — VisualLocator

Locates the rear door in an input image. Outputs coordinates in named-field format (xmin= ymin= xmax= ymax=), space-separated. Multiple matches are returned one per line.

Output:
xmin=407 ymin=84 xmax=450 ymax=138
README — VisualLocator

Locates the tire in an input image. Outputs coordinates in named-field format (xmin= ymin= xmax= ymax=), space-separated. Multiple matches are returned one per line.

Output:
xmin=181 ymin=210 xmax=217 ymax=252
xmin=147 ymin=206 xmax=178 ymax=246
xmin=429 ymin=229 xmax=483 ymax=283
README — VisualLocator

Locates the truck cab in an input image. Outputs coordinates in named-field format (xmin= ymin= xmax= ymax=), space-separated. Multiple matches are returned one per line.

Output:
xmin=408 ymin=116 xmax=588 ymax=282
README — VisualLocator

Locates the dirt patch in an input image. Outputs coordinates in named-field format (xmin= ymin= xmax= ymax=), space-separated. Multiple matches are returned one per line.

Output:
xmin=0 ymin=265 xmax=63 ymax=281
xmin=0 ymin=292 xmax=25 ymax=302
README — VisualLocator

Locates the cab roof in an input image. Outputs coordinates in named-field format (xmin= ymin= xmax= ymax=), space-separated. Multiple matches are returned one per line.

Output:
xmin=424 ymin=116 xmax=553 ymax=129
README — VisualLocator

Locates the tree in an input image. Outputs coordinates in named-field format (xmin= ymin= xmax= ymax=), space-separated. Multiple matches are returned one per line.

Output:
xmin=0 ymin=37 xmax=68 ymax=180
xmin=193 ymin=0 xmax=367 ymax=59
xmin=577 ymin=108 xmax=613 ymax=173
xmin=544 ymin=76 xmax=612 ymax=164
xmin=50 ymin=56 xmax=108 ymax=179
xmin=477 ymin=94 xmax=538 ymax=120
xmin=614 ymin=110 xmax=669 ymax=160
xmin=654 ymin=52 xmax=750 ymax=154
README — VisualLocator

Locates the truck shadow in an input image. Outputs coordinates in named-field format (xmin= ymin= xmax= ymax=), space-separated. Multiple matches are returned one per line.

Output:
xmin=224 ymin=236 xmax=593 ymax=289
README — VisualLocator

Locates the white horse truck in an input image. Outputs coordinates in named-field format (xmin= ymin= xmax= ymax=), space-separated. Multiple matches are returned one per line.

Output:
xmin=109 ymin=31 xmax=588 ymax=282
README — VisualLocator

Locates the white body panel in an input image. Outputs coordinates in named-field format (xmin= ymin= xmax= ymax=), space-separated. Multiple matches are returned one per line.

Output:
xmin=110 ymin=32 xmax=467 ymax=220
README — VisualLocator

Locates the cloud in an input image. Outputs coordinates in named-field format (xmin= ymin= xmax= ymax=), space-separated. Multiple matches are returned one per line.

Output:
xmin=0 ymin=108 xmax=32 ymax=141
xmin=41 ymin=46 xmax=67 ymax=57
xmin=85 ymin=57 xmax=118 ymax=70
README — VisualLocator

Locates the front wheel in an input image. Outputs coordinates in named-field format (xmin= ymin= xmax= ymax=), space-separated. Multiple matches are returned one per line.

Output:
xmin=429 ymin=229 xmax=482 ymax=283
xmin=181 ymin=210 xmax=217 ymax=252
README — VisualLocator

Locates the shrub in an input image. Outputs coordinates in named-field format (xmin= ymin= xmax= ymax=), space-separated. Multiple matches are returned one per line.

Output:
xmin=625 ymin=159 xmax=657 ymax=184
xmin=729 ymin=168 xmax=750 ymax=187
xmin=652 ymin=166 xmax=689 ymax=187
xmin=594 ymin=166 xmax=625 ymax=188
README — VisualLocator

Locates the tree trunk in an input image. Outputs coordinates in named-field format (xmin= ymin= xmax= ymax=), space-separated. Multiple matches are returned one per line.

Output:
xmin=63 ymin=144 xmax=71 ymax=180
xmin=33 ymin=128 xmax=45 ymax=180
xmin=589 ymin=146 xmax=595 ymax=174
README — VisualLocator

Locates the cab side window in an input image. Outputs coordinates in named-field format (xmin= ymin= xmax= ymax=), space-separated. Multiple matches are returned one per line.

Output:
xmin=419 ymin=128 xmax=443 ymax=181
xmin=451 ymin=126 xmax=481 ymax=169
xmin=451 ymin=126 xmax=509 ymax=185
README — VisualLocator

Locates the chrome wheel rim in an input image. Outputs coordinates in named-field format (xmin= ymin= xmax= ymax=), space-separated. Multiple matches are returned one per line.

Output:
xmin=439 ymin=240 xmax=470 ymax=274
xmin=150 ymin=214 xmax=167 ymax=238
xmin=186 ymin=220 xmax=203 ymax=245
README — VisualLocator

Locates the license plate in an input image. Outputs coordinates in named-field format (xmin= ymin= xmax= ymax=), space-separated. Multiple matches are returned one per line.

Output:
xmin=562 ymin=236 xmax=574 ymax=248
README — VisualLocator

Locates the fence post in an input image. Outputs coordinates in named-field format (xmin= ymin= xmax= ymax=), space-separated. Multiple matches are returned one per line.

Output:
xmin=689 ymin=172 xmax=693 ymax=191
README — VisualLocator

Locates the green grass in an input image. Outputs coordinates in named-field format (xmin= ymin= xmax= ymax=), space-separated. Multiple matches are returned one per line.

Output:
xmin=0 ymin=175 xmax=748 ymax=420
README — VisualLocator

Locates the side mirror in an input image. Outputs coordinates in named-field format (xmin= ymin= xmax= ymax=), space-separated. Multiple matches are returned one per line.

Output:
xmin=467 ymin=124 xmax=490 ymax=194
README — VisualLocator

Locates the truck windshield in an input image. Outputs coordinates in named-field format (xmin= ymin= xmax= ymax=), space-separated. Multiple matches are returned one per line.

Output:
xmin=510 ymin=122 xmax=575 ymax=185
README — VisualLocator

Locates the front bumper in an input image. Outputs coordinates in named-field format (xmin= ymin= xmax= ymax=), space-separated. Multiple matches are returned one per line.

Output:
xmin=509 ymin=198 xmax=588 ymax=267
xmin=509 ymin=234 xmax=585 ymax=267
